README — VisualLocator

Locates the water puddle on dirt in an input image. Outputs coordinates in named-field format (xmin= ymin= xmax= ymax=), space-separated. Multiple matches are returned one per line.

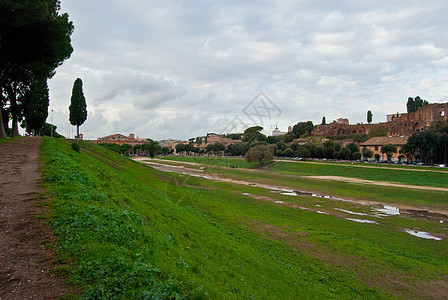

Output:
xmin=373 ymin=205 xmax=400 ymax=217
xmin=281 ymin=192 xmax=299 ymax=196
xmin=346 ymin=218 xmax=378 ymax=224
xmin=404 ymin=229 xmax=442 ymax=240
xmin=145 ymin=161 xmax=448 ymax=224
xmin=335 ymin=208 xmax=370 ymax=216
xmin=316 ymin=211 xmax=329 ymax=215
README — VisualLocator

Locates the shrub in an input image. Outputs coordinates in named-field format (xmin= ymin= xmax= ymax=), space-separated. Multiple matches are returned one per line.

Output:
xmin=71 ymin=142 xmax=80 ymax=152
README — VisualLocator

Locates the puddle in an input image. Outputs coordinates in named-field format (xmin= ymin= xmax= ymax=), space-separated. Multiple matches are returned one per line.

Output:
xmin=335 ymin=208 xmax=370 ymax=216
xmin=144 ymin=160 xmax=448 ymax=224
xmin=242 ymin=193 xmax=251 ymax=196
xmin=373 ymin=205 xmax=400 ymax=216
xmin=316 ymin=211 xmax=329 ymax=215
xmin=281 ymin=192 xmax=299 ymax=196
xmin=274 ymin=201 xmax=284 ymax=204
xmin=404 ymin=229 xmax=442 ymax=240
xmin=346 ymin=218 xmax=378 ymax=224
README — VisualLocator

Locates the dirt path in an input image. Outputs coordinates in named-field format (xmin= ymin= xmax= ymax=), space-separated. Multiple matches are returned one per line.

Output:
xmin=0 ymin=138 xmax=78 ymax=299
xmin=304 ymin=175 xmax=448 ymax=192
xmin=133 ymin=157 xmax=448 ymax=217
xmin=277 ymin=159 xmax=448 ymax=173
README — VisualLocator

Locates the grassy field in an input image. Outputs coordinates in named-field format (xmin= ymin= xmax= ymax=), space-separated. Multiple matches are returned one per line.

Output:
xmin=41 ymin=139 xmax=448 ymax=299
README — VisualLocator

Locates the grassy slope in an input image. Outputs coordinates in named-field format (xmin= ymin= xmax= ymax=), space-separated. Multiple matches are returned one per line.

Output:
xmin=41 ymin=138 xmax=386 ymax=299
xmin=41 ymin=139 xmax=448 ymax=299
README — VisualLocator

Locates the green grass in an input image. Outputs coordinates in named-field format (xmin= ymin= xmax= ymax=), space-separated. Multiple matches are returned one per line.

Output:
xmin=162 ymin=156 xmax=448 ymax=188
xmin=40 ymin=139 xmax=448 ymax=299
xmin=41 ymin=138 xmax=388 ymax=299
xmin=0 ymin=136 xmax=20 ymax=144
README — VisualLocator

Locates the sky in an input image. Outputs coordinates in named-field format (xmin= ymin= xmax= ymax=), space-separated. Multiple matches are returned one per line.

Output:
xmin=47 ymin=0 xmax=448 ymax=140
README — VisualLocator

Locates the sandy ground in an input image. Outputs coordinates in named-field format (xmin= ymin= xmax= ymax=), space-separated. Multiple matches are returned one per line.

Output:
xmin=0 ymin=138 xmax=79 ymax=299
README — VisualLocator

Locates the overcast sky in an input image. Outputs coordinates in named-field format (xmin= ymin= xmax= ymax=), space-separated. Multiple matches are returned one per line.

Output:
xmin=47 ymin=0 xmax=448 ymax=140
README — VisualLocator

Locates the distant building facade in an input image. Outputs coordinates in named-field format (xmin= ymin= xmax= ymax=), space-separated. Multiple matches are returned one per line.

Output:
xmin=360 ymin=136 xmax=408 ymax=161
xmin=91 ymin=133 xmax=149 ymax=146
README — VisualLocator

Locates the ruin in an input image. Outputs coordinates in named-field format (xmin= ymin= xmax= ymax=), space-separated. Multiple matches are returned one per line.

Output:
xmin=312 ymin=102 xmax=448 ymax=137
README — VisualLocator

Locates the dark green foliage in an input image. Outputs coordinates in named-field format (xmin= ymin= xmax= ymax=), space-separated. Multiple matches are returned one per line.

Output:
xmin=243 ymin=126 xmax=266 ymax=142
xmin=367 ymin=110 xmax=373 ymax=124
xmin=321 ymin=116 xmax=326 ymax=125
xmin=346 ymin=142 xmax=360 ymax=158
xmin=99 ymin=143 xmax=121 ymax=153
xmin=69 ymin=78 xmax=87 ymax=138
xmin=245 ymin=145 xmax=274 ymax=166
xmin=225 ymin=142 xmax=251 ymax=156
xmin=21 ymin=78 xmax=49 ymax=134
xmin=41 ymin=122 xmax=64 ymax=137
xmin=225 ymin=133 xmax=242 ymax=140
xmin=288 ymin=121 xmax=314 ymax=139
xmin=406 ymin=96 xmax=429 ymax=113
xmin=0 ymin=0 xmax=74 ymax=138
xmin=401 ymin=130 xmax=442 ymax=165
xmin=381 ymin=144 xmax=397 ymax=161
xmin=71 ymin=142 xmax=80 ymax=152
xmin=362 ymin=148 xmax=374 ymax=160
xmin=338 ymin=147 xmax=351 ymax=160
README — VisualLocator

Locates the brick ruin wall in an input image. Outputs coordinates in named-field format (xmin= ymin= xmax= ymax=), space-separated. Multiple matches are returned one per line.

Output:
xmin=312 ymin=102 xmax=448 ymax=137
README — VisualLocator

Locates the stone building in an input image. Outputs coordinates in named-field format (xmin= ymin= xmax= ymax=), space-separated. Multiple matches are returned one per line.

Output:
xmin=312 ymin=102 xmax=448 ymax=137
xmin=360 ymin=136 xmax=408 ymax=161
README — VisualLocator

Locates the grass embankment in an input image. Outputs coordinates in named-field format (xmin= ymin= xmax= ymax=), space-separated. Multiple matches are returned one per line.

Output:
xmin=41 ymin=138 xmax=389 ymax=298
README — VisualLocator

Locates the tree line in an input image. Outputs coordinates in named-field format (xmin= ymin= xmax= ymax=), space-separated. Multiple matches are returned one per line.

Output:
xmin=1 ymin=1 xmax=74 ymax=138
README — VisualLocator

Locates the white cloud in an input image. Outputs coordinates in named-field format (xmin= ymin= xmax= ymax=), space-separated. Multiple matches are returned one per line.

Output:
xmin=46 ymin=0 xmax=448 ymax=140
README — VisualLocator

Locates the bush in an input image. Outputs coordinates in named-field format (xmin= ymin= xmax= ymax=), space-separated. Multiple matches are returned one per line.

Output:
xmin=71 ymin=142 xmax=80 ymax=152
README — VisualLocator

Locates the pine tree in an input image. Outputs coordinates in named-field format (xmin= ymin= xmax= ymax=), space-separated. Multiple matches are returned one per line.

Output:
xmin=69 ymin=78 xmax=87 ymax=138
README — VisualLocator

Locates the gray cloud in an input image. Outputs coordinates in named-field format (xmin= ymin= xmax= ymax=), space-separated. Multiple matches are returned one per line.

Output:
xmin=47 ymin=0 xmax=448 ymax=140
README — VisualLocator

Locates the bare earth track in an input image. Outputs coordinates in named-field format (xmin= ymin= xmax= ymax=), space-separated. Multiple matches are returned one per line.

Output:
xmin=0 ymin=138 xmax=78 ymax=300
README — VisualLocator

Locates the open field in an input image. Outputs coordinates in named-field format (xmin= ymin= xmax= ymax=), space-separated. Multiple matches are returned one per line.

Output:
xmin=40 ymin=139 xmax=447 ymax=298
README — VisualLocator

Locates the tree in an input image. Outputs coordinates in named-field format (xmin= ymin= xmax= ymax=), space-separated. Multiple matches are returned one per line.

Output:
xmin=346 ymin=142 xmax=360 ymax=159
xmin=0 ymin=0 xmax=74 ymax=137
xmin=352 ymin=151 xmax=362 ymax=161
xmin=362 ymin=148 xmax=373 ymax=161
xmin=321 ymin=116 xmax=326 ymax=125
xmin=69 ymin=78 xmax=87 ymax=138
xmin=143 ymin=140 xmax=161 ymax=157
xmin=245 ymin=145 xmax=274 ymax=167
xmin=288 ymin=121 xmax=314 ymax=139
xmin=243 ymin=126 xmax=266 ymax=142
xmin=22 ymin=78 xmax=49 ymax=135
xmin=407 ymin=96 xmax=429 ymax=113
xmin=381 ymin=144 xmax=397 ymax=161
xmin=338 ymin=147 xmax=351 ymax=160
xmin=403 ymin=131 xmax=438 ymax=165
xmin=367 ymin=110 xmax=373 ymax=124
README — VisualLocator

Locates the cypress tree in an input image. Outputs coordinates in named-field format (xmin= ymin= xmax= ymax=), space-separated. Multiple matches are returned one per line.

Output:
xmin=69 ymin=78 xmax=87 ymax=138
